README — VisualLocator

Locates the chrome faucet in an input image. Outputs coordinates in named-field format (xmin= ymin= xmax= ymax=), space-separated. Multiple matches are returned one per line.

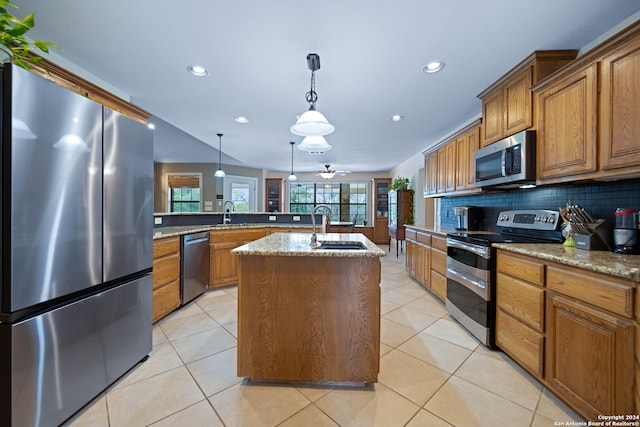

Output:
xmin=223 ymin=201 xmax=235 ymax=224
xmin=310 ymin=204 xmax=333 ymax=248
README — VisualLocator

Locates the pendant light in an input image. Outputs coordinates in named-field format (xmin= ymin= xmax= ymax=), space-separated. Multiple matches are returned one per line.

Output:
xmin=288 ymin=141 xmax=297 ymax=181
xmin=214 ymin=133 xmax=225 ymax=177
xmin=297 ymin=135 xmax=332 ymax=154
xmin=290 ymin=53 xmax=335 ymax=137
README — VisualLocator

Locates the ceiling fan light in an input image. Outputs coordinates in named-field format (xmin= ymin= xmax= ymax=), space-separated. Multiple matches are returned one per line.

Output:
xmin=290 ymin=108 xmax=335 ymax=136
xmin=297 ymin=135 xmax=332 ymax=153
xmin=319 ymin=171 xmax=336 ymax=179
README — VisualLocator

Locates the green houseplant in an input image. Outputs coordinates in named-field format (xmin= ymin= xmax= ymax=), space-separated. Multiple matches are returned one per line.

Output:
xmin=0 ymin=1 xmax=58 ymax=70
xmin=391 ymin=176 xmax=410 ymax=191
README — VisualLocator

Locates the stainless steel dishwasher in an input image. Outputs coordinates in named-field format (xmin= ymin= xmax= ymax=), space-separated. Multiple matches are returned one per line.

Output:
xmin=181 ymin=231 xmax=210 ymax=305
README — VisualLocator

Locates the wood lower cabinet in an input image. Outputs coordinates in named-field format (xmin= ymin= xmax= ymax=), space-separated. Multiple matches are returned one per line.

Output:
xmin=429 ymin=235 xmax=447 ymax=302
xmin=495 ymin=249 xmax=636 ymax=420
xmin=209 ymin=228 xmax=266 ymax=287
xmin=152 ymin=237 xmax=181 ymax=322
xmin=406 ymin=229 xmax=446 ymax=303
xmin=495 ymin=251 xmax=545 ymax=377
xmin=547 ymin=293 xmax=634 ymax=420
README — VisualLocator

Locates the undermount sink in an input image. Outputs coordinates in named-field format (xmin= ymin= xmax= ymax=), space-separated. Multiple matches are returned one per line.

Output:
xmin=317 ymin=241 xmax=366 ymax=250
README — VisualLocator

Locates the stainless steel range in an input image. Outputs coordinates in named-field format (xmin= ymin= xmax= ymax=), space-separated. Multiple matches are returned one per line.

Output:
xmin=445 ymin=209 xmax=563 ymax=347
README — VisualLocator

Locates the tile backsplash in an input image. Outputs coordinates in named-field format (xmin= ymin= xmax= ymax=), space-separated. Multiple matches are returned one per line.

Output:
xmin=440 ymin=179 xmax=640 ymax=232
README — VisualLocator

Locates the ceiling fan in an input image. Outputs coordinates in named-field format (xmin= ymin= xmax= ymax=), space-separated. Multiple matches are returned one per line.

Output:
xmin=316 ymin=164 xmax=351 ymax=179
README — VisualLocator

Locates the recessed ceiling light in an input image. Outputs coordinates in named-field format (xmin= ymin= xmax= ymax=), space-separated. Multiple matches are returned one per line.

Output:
xmin=234 ymin=116 xmax=249 ymax=123
xmin=187 ymin=65 xmax=209 ymax=77
xmin=147 ymin=123 xmax=156 ymax=130
xmin=423 ymin=61 xmax=445 ymax=74
xmin=391 ymin=115 xmax=404 ymax=122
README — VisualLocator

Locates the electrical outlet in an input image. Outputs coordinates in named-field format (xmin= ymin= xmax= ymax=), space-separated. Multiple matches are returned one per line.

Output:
xmin=269 ymin=216 xmax=277 ymax=221
xmin=293 ymin=216 xmax=300 ymax=221
xmin=154 ymin=217 xmax=162 ymax=225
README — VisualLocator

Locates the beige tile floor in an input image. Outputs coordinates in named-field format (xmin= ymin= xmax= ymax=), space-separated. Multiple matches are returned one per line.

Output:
xmin=64 ymin=246 xmax=585 ymax=427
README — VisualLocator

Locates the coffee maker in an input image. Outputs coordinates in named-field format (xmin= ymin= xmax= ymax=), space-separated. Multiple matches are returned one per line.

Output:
xmin=454 ymin=206 xmax=483 ymax=231
xmin=613 ymin=208 xmax=638 ymax=254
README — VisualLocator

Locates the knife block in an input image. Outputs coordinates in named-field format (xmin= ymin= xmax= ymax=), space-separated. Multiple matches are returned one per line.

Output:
xmin=574 ymin=220 xmax=612 ymax=251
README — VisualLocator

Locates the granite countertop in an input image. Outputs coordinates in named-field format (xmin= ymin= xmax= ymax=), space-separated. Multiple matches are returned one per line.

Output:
xmin=493 ymin=242 xmax=640 ymax=283
xmin=153 ymin=223 xmax=312 ymax=239
xmin=232 ymin=232 xmax=386 ymax=258
xmin=404 ymin=225 xmax=449 ymax=236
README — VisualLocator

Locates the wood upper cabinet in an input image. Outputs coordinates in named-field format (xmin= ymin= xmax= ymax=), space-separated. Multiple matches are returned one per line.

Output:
xmin=423 ymin=151 xmax=438 ymax=197
xmin=436 ymin=146 xmax=447 ymax=194
xmin=478 ymin=50 xmax=578 ymax=147
xmin=533 ymin=21 xmax=640 ymax=183
xmin=424 ymin=118 xmax=481 ymax=197
xmin=535 ymin=63 xmax=598 ymax=180
xmin=444 ymin=142 xmax=457 ymax=193
xmin=600 ymin=34 xmax=640 ymax=172
xmin=481 ymin=89 xmax=503 ymax=146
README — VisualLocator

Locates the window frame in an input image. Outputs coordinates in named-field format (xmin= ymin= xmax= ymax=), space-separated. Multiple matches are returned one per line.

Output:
xmin=289 ymin=181 xmax=368 ymax=224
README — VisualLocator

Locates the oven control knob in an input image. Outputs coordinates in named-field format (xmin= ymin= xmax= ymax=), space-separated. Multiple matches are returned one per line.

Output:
xmin=535 ymin=216 xmax=540 ymax=221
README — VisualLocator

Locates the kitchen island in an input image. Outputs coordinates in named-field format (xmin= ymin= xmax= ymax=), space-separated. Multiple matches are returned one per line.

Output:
xmin=232 ymin=232 xmax=386 ymax=383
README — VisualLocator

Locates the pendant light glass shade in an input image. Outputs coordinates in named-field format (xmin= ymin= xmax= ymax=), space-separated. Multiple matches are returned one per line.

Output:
xmin=297 ymin=135 xmax=332 ymax=154
xmin=288 ymin=141 xmax=297 ymax=181
xmin=214 ymin=133 xmax=225 ymax=177
xmin=290 ymin=107 xmax=335 ymax=136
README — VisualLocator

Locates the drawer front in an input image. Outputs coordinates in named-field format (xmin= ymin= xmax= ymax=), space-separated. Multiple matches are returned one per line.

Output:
xmin=547 ymin=265 xmax=633 ymax=318
xmin=152 ymin=280 xmax=180 ymax=323
xmin=153 ymin=237 xmax=180 ymax=259
xmin=417 ymin=232 xmax=431 ymax=246
xmin=431 ymin=235 xmax=447 ymax=252
xmin=430 ymin=269 xmax=446 ymax=302
xmin=496 ymin=308 xmax=544 ymax=377
xmin=497 ymin=251 xmax=544 ymax=286
xmin=152 ymin=253 xmax=180 ymax=289
xmin=209 ymin=228 xmax=266 ymax=243
xmin=497 ymin=272 xmax=545 ymax=332
xmin=405 ymin=229 xmax=417 ymax=240
xmin=431 ymin=249 xmax=447 ymax=276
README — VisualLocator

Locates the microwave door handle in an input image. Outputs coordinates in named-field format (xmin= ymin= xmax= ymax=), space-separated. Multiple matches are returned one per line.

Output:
xmin=501 ymin=149 xmax=507 ymax=176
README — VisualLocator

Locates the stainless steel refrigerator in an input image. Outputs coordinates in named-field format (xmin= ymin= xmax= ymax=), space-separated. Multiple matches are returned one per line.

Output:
xmin=0 ymin=64 xmax=154 ymax=427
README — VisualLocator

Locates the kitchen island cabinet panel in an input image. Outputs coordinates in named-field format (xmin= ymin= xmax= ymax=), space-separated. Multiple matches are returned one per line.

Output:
xmin=237 ymin=255 xmax=381 ymax=383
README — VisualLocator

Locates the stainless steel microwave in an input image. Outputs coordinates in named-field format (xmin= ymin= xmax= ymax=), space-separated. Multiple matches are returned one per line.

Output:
xmin=474 ymin=130 xmax=536 ymax=188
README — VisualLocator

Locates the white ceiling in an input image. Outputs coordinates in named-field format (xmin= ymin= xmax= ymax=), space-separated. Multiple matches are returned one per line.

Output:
xmin=15 ymin=0 xmax=640 ymax=174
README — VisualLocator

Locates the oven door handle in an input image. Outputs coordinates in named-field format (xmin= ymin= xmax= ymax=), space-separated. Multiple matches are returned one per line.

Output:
xmin=446 ymin=238 xmax=490 ymax=258
xmin=447 ymin=268 xmax=487 ymax=293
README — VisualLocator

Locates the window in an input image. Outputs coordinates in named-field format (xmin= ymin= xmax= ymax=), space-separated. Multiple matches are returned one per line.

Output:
xmin=290 ymin=182 xmax=367 ymax=224
xmin=168 ymin=174 xmax=201 ymax=212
